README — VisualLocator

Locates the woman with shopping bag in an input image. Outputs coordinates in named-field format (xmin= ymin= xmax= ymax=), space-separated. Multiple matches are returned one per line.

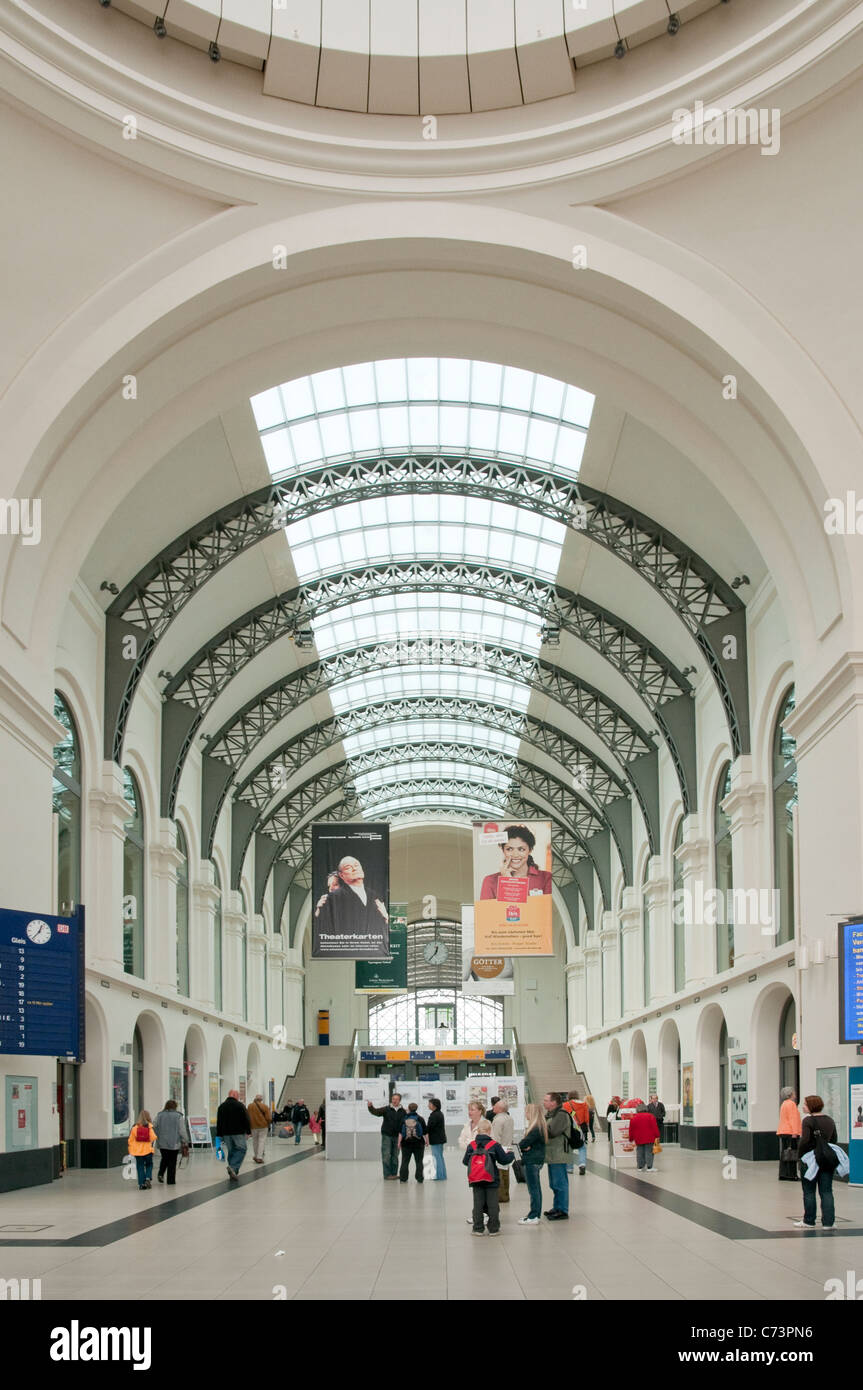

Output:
xmin=776 ymin=1086 xmax=802 ymax=1181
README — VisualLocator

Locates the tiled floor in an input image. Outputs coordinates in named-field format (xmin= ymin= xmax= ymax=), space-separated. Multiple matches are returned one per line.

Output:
xmin=1 ymin=1135 xmax=861 ymax=1301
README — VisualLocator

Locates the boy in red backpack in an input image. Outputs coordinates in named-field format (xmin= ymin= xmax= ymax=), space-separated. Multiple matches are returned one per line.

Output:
xmin=463 ymin=1119 xmax=514 ymax=1236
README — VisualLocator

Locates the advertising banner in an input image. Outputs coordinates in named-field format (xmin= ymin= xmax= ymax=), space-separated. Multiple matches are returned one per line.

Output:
xmin=610 ymin=1115 xmax=638 ymax=1168
xmin=188 ymin=1116 xmax=211 ymax=1146
xmin=169 ymin=1067 xmax=182 ymax=1109
xmin=816 ymin=1066 xmax=847 ymax=1143
xmin=208 ymin=1071 xmax=220 ymax=1127
xmin=112 ymin=1061 xmax=131 ymax=1135
xmin=461 ymin=904 xmax=514 ymax=995
xmin=312 ymin=823 xmax=390 ymax=960
xmin=472 ymin=821 xmax=553 ymax=955
xmin=730 ymin=1054 xmax=748 ymax=1129
xmin=355 ymin=905 xmax=407 ymax=992
xmin=682 ymin=1063 xmax=694 ymax=1123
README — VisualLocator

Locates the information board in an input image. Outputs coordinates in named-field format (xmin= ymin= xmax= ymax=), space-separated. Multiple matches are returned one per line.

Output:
xmin=0 ymin=906 xmax=84 ymax=1060
xmin=839 ymin=919 xmax=863 ymax=1044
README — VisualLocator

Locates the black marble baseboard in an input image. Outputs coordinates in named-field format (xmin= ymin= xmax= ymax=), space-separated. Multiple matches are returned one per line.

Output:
xmin=0 ymin=1146 xmax=56 ymax=1193
xmin=727 ymin=1128 xmax=781 ymax=1161
xmin=80 ymin=1137 xmax=128 ymax=1169
xmin=679 ymin=1124 xmax=721 ymax=1150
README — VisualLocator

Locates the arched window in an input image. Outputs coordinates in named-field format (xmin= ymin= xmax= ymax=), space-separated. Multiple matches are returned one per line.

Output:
xmin=175 ymin=824 xmax=189 ymax=997
xmin=714 ymin=764 xmax=734 ymax=971
xmin=53 ymin=693 xmax=81 ymax=916
xmin=642 ymin=858 xmax=651 ymax=1008
xmin=123 ymin=769 xmax=145 ymax=977
xmin=773 ymin=687 xmax=797 ymax=946
xmin=672 ymin=818 xmax=685 ymax=992
xmin=213 ymin=862 xmax=223 ymax=1012
xmin=240 ymin=886 xmax=249 ymax=1023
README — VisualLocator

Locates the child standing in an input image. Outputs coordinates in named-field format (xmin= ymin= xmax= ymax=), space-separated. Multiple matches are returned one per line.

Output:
xmin=128 ymin=1110 xmax=157 ymax=1190
xmin=463 ymin=1119 xmax=514 ymax=1235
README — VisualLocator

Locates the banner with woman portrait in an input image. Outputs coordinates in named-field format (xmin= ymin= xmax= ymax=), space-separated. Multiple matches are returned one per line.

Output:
xmin=311 ymin=823 xmax=390 ymax=959
xmin=472 ymin=820 xmax=553 ymax=955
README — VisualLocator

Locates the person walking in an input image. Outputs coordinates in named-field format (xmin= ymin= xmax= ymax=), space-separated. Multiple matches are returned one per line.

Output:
xmin=777 ymin=1086 xmax=802 ymax=1181
xmin=247 ymin=1093 xmax=272 ymax=1165
xmin=517 ymin=1103 xmax=547 ymax=1225
xmin=794 ymin=1095 xmax=840 ymax=1229
xmin=153 ymin=1099 xmax=190 ymax=1185
xmin=491 ymin=1099 xmax=515 ymax=1203
xmin=629 ymin=1103 xmax=661 ymax=1171
xmin=316 ymin=1100 xmax=326 ymax=1153
xmin=128 ymin=1110 xmax=157 ymax=1190
xmin=563 ymin=1092 xmax=589 ymax=1175
xmin=427 ymin=1097 xmax=447 ymax=1180
xmin=291 ymin=1098 xmax=310 ymax=1145
xmin=367 ymin=1093 xmax=406 ymax=1180
xmin=584 ymin=1093 xmax=597 ymax=1143
xmin=463 ymin=1119 xmax=515 ymax=1235
xmin=606 ymin=1095 xmax=621 ymax=1143
xmin=543 ymin=1092 xmax=571 ymax=1221
xmin=647 ymin=1094 xmax=666 ymax=1143
xmin=216 ymin=1089 xmax=252 ymax=1181
xmin=399 ymin=1102 xmax=427 ymax=1183
xmin=309 ymin=1108 xmax=323 ymax=1146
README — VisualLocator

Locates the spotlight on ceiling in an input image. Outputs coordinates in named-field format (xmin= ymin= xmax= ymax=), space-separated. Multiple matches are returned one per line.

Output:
xmin=208 ymin=41 xmax=221 ymax=62
xmin=614 ymin=39 xmax=626 ymax=59
xmin=157 ymin=670 xmax=173 ymax=683
xmin=731 ymin=574 xmax=751 ymax=589
xmin=667 ymin=12 xmax=681 ymax=35
xmin=98 ymin=0 xmax=111 ymax=7
xmin=100 ymin=580 xmax=119 ymax=595
xmin=153 ymin=16 xmax=167 ymax=38
xmin=540 ymin=623 xmax=561 ymax=647
xmin=291 ymin=626 xmax=315 ymax=649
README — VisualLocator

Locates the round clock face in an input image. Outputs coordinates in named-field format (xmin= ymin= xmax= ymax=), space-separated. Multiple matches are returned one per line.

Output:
xmin=26 ymin=919 xmax=52 ymax=945
xmin=423 ymin=941 xmax=448 ymax=965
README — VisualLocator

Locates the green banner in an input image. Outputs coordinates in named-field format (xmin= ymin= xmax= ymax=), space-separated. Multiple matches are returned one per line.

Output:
xmin=355 ymin=906 xmax=408 ymax=993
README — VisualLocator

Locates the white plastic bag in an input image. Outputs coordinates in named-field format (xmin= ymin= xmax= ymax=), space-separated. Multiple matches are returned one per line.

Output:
xmin=423 ymin=1149 xmax=437 ymax=1180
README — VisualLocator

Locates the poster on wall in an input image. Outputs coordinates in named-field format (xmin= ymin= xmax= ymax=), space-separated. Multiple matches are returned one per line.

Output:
xmin=326 ymin=1083 xmax=356 ymax=1132
xmin=461 ymin=904 xmax=514 ymax=995
xmin=312 ymin=823 xmax=390 ymax=960
xmin=681 ymin=1063 xmax=694 ymax=1123
xmin=355 ymin=906 xmax=407 ymax=993
xmin=112 ymin=1061 xmax=131 ymax=1135
xmin=730 ymin=1054 xmax=748 ymax=1129
xmin=355 ymin=1079 xmax=390 ymax=1132
xmin=648 ymin=1067 xmax=657 ymax=1097
xmin=443 ymin=1084 xmax=465 ymax=1127
xmin=238 ymin=1077 xmax=246 ymax=1104
xmin=850 ymin=1082 xmax=863 ymax=1138
xmin=5 ymin=1076 xmax=37 ymax=1150
xmin=169 ymin=1067 xmax=182 ymax=1109
xmin=621 ymin=1071 xmax=629 ymax=1101
xmin=472 ymin=820 xmax=553 ymax=956
xmin=209 ymin=1071 xmax=220 ymax=1127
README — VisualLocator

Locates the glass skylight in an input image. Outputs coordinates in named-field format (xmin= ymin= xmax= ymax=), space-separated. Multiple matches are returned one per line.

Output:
xmin=366 ymin=793 xmax=507 ymax=819
xmin=252 ymin=358 xmax=593 ymax=479
xmin=310 ymin=592 xmax=546 ymax=660
xmin=353 ymin=762 xmax=513 ymax=798
xmin=342 ymin=720 xmax=521 ymax=759
xmin=287 ymin=496 xmax=566 ymax=581
xmin=329 ymin=668 xmax=532 ymax=717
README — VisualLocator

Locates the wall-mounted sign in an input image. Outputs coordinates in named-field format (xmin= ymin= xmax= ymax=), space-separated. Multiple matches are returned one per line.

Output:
xmin=730 ymin=1054 xmax=748 ymax=1129
xmin=839 ymin=919 xmax=863 ymax=1044
xmin=355 ymin=907 xmax=407 ymax=993
xmin=0 ymin=906 xmax=85 ymax=1060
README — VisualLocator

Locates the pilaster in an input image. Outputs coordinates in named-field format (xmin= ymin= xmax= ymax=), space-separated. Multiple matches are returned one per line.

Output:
xmin=191 ymin=860 xmax=220 ymax=1010
xmin=619 ymin=886 xmax=642 ymax=1017
xmin=87 ymin=762 xmax=133 ymax=970
xmin=148 ymin=819 xmax=184 ymax=995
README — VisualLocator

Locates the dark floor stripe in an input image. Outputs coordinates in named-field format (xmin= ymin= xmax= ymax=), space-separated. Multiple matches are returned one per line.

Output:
xmin=0 ymin=1146 xmax=316 ymax=1249
xmin=587 ymin=1160 xmax=863 ymax=1239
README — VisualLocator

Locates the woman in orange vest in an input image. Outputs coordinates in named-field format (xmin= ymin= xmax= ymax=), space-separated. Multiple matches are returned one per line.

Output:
xmin=128 ymin=1109 xmax=157 ymax=1190
xmin=776 ymin=1087 xmax=802 ymax=1181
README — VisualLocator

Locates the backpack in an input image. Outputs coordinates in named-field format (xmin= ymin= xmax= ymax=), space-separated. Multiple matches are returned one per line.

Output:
xmin=809 ymin=1119 xmax=839 ymax=1173
xmin=468 ymin=1138 xmax=496 ymax=1183
xmin=135 ymin=1124 xmax=150 ymax=1143
xmin=403 ymin=1115 xmax=423 ymax=1142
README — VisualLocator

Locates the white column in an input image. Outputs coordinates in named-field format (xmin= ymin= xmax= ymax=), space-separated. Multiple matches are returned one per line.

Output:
xmin=722 ymin=758 xmax=771 ymax=962
xmin=676 ymin=818 xmax=713 ymax=989
xmin=87 ymin=763 xmax=132 ymax=970
xmin=248 ymin=913 xmax=268 ymax=1030
xmin=222 ymin=891 xmax=246 ymax=1022
xmin=644 ymin=863 xmax=672 ymax=1004
xmin=619 ymin=886 xmax=642 ymax=1017
xmin=268 ymin=935 xmax=287 ymax=1040
xmin=583 ymin=933 xmax=602 ymax=1032
xmin=599 ymin=911 xmax=619 ymax=1025
xmin=148 ymin=820 xmax=183 ymax=995
xmin=283 ymin=952 xmax=305 ymax=1050
xmin=566 ymin=955 xmax=586 ymax=1042
xmin=191 ymin=861 xmax=219 ymax=1010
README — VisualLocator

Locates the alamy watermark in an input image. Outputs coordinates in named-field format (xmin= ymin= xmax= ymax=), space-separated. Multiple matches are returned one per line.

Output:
xmin=672 ymin=103 xmax=780 ymax=157
xmin=673 ymin=885 xmax=780 ymax=935
xmin=0 ymin=498 xmax=41 ymax=545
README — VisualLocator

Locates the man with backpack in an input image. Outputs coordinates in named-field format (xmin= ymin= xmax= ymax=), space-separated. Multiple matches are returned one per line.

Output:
xmin=463 ymin=1119 xmax=514 ymax=1235
xmin=399 ymin=1102 xmax=427 ymax=1183
xmin=563 ymin=1091 xmax=589 ymax=1176
xmin=543 ymin=1092 xmax=571 ymax=1220
xmin=290 ymin=1098 xmax=310 ymax=1145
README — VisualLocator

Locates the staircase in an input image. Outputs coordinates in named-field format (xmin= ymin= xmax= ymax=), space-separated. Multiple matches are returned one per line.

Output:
xmin=277 ymin=1045 xmax=352 ymax=1113
xmin=519 ymin=1043 xmax=590 ymax=1104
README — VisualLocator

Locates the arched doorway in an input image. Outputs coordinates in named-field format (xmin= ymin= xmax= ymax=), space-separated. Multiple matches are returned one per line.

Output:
xmin=183 ymin=1025 xmax=206 ymax=1118
xmin=657 ymin=1018 xmax=681 ymax=1118
xmin=608 ymin=1037 xmax=622 ymax=1099
xmin=694 ymin=1003 xmax=727 ymax=1146
xmin=779 ymin=997 xmax=799 ymax=1098
xmin=718 ymin=1019 xmax=728 ymax=1148
xmin=219 ymin=1034 xmax=238 ymax=1100
xmin=132 ymin=1010 xmax=167 ymax=1119
xmin=246 ymin=1042 xmax=262 ymax=1101
xmin=630 ymin=1029 xmax=648 ymax=1099
xmin=132 ymin=1024 xmax=144 ymax=1119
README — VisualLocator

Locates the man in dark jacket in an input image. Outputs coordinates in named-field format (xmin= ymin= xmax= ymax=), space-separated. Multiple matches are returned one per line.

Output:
xmin=463 ymin=1120 xmax=514 ymax=1234
xmin=648 ymin=1094 xmax=666 ymax=1141
xmin=216 ymin=1090 xmax=251 ymax=1181
xmin=291 ymin=1099 xmax=310 ymax=1146
xmin=399 ymin=1103 xmax=427 ymax=1184
xmin=543 ymin=1092 xmax=571 ymax=1219
xmin=367 ymin=1093 xmax=406 ymax=1180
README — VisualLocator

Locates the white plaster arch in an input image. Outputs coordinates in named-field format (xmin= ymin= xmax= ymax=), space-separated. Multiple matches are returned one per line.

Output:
xmin=182 ymin=1023 xmax=207 ymax=1118
xmin=657 ymin=1017 xmax=682 ymax=1108
xmin=694 ymin=1002 xmax=727 ymax=1129
xmin=608 ymin=1037 xmax=622 ymax=1096
xmin=81 ymin=991 xmax=110 ymax=1138
xmin=629 ymin=1028 xmax=649 ymax=1098
xmin=132 ymin=1008 xmax=168 ymax=1118
xmin=218 ymin=1033 xmax=238 ymax=1094
xmin=749 ymin=981 xmax=797 ymax=1124
xmin=246 ymin=1042 xmax=262 ymax=1099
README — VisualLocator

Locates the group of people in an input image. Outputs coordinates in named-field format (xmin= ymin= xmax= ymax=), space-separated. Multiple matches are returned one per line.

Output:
xmin=776 ymin=1088 xmax=844 ymax=1229
xmin=366 ymin=1088 xmax=604 ymax=1234
xmin=273 ymin=1099 xmax=319 ymax=1146
xmin=126 ymin=1100 xmax=191 ymax=1190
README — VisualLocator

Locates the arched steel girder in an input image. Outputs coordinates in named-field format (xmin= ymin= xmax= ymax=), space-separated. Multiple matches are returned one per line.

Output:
xmin=163 ymin=557 xmax=692 ymax=824
xmin=236 ymin=747 xmax=628 ymax=901
xmin=104 ymin=453 xmax=749 ymax=767
xmin=224 ymin=703 xmax=647 ymax=876
xmin=193 ymin=639 xmax=663 ymax=859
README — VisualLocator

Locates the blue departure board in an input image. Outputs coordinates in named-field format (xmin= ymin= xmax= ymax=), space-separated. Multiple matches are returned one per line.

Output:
xmin=839 ymin=918 xmax=863 ymax=1045
xmin=0 ymin=906 xmax=85 ymax=1060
